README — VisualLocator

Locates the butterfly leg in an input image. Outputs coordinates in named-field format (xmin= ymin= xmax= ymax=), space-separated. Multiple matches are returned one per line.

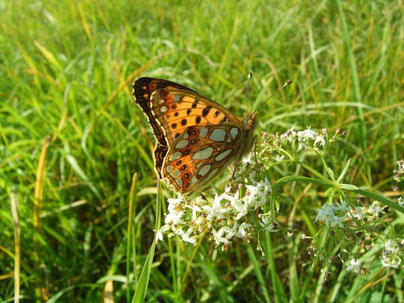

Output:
xmin=253 ymin=135 xmax=258 ymax=164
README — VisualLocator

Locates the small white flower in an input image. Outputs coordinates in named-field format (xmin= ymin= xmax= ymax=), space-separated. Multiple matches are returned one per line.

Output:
xmin=381 ymin=255 xmax=401 ymax=268
xmin=243 ymin=177 xmax=271 ymax=208
xmin=202 ymin=193 xmax=230 ymax=221
xmin=380 ymin=239 xmax=402 ymax=268
xmin=273 ymin=155 xmax=285 ymax=162
xmin=156 ymin=229 xmax=164 ymax=242
xmin=280 ymin=128 xmax=296 ymax=142
xmin=235 ymin=222 xmax=252 ymax=238
xmin=315 ymin=202 xmax=347 ymax=228
xmin=346 ymin=258 xmax=361 ymax=273
xmin=165 ymin=211 xmax=185 ymax=226
xmin=330 ymin=215 xmax=346 ymax=228
xmin=368 ymin=202 xmax=385 ymax=218
xmin=349 ymin=206 xmax=366 ymax=220
xmin=332 ymin=200 xmax=349 ymax=212
xmin=212 ymin=227 xmax=234 ymax=245
xmin=298 ymin=128 xmax=316 ymax=141
xmin=181 ymin=228 xmax=196 ymax=245
xmin=226 ymin=191 xmax=248 ymax=220
xmin=384 ymin=240 xmax=398 ymax=254
xmin=314 ymin=135 xmax=326 ymax=147
xmin=167 ymin=195 xmax=184 ymax=213
xmin=242 ymin=153 xmax=256 ymax=165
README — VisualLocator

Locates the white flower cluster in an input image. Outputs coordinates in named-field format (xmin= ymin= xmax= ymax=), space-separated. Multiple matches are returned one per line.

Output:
xmin=348 ymin=201 xmax=386 ymax=222
xmin=393 ymin=159 xmax=404 ymax=182
xmin=315 ymin=200 xmax=349 ymax=228
xmin=380 ymin=239 xmax=403 ymax=268
xmin=279 ymin=127 xmax=327 ymax=150
xmin=158 ymin=177 xmax=273 ymax=249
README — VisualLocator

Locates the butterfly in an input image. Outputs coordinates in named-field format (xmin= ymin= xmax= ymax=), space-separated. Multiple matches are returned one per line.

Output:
xmin=133 ymin=77 xmax=257 ymax=195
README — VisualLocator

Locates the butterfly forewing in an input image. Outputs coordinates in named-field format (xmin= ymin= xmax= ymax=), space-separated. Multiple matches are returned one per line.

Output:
xmin=133 ymin=78 xmax=196 ymax=177
xmin=133 ymin=78 xmax=197 ymax=146
xmin=149 ymin=89 xmax=243 ymax=144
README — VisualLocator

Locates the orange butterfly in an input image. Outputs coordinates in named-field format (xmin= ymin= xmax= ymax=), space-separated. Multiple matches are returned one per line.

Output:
xmin=133 ymin=77 xmax=257 ymax=195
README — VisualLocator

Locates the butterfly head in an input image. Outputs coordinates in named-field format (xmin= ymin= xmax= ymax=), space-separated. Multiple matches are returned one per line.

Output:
xmin=245 ymin=111 xmax=258 ymax=131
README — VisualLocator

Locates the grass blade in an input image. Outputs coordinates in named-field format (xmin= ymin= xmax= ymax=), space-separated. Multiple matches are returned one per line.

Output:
xmin=33 ymin=136 xmax=50 ymax=302
xmin=247 ymin=245 xmax=271 ymax=303
xmin=127 ymin=173 xmax=138 ymax=301
xmin=132 ymin=180 xmax=162 ymax=303
xmin=10 ymin=189 xmax=20 ymax=303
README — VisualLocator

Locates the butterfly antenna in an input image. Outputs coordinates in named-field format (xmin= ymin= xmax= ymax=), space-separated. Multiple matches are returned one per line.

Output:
xmin=261 ymin=79 xmax=292 ymax=107
xmin=247 ymin=72 xmax=253 ymax=114
xmin=248 ymin=79 xmax=292 ymax=119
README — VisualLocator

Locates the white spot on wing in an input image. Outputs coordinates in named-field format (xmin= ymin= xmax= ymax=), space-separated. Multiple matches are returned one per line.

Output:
xmin=160 ymin=106 xmax=168 ymax=113
xmin=191 ymin=176 xmax=198 ymax=185
xmin=166 ymin=165 xmax=173 ymax=173
xmin=200 ymin=128 xmax=208 ymax=138
xmin=231 ymin=127 xmax=239 ymax=139
xmin=175 ymin=140 xmax=188 ymax=149
xmin=215 ymin=150 xmax=232 ymax=161
xmin=169 ymin=152 xmax=181 ymax=161
xmin=183 ymin=132 xmax=189 ymax=139
xmin=192 ymin=147 xmax=214 ymax=160
xmin=199 ymin=165 xmax=211 ymax=176
xmin=209 ymin=129 xmax=226 ymax=141
xmin=171 ymin=170 xmax=180 ymax=178
xmin=176 ymin=177 xmax=182 ymax=188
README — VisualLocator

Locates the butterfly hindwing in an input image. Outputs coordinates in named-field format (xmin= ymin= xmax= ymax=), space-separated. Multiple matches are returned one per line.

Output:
xmin=161 ymin=125 xmax=244 ymax=194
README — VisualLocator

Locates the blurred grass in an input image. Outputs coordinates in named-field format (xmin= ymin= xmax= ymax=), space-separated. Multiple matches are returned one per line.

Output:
xmin=1 ymin=0 xmax=403 ymax=301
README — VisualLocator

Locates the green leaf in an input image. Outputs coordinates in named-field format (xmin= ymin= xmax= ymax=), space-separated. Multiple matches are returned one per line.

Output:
xmin=337 ymin=158 xmax=352 ymax=183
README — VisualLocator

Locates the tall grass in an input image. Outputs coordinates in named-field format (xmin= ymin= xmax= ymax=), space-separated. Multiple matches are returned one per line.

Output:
xmin=1 ymin=0 xmax=403 ymax=301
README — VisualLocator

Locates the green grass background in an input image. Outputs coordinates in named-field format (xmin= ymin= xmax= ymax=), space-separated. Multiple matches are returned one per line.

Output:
xmin=1 ymin=0 xmax=403 ymax=301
